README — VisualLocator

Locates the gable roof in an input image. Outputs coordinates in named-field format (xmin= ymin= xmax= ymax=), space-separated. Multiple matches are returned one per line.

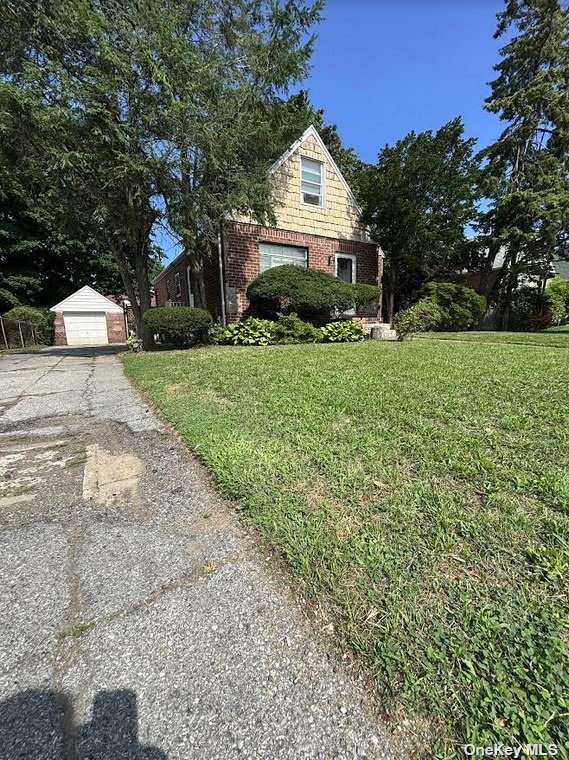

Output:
xmin=50 ymin=285 xmax=124 ymax=313
xmin=553 ymin=259 xmax=569 ymax=281
xmin=270 ymin=125 xmax=363 ymax=215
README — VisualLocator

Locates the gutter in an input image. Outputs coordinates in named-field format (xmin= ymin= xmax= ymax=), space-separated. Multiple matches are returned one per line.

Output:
xmin=218 ymin=227 xmax=227 ymax=327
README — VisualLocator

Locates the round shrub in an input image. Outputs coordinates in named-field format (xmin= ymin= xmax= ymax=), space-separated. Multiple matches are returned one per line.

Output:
xmin=320 ymin=320 xmax=365 ymax=343
xmin=422 ymin=282 xmax=486 ymax=331
xmin=143 ymin=306 xmax=212 ymax=347
xmin=510 ymin=287 xmax=553 ymax=332
xmin=352 ymin=283 xmax=382 ymax=307
xmin=246 ymin=265 xmax=355 ymax=321
xmin=394 ymin=299 xmax=442 ymax=340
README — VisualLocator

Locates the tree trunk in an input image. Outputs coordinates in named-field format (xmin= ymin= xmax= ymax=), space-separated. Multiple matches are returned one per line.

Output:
xmin=500 ymin=252 xmax=518 ymax=331
xmin=190 ymin=252 xmax=206 ymax=310
xmin=110 ymin=242 xmax=155 ymax=350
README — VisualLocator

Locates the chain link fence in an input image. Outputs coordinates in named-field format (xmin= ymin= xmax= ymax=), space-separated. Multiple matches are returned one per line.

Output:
xmin=0 ymin=317 xmax=45 ymax=350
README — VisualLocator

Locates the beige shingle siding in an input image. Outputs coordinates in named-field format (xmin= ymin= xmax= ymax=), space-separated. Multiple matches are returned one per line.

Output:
xmin=272 ymin=135 xmax=368 ymax=242
xmin=235 ymin=132 xmax=370 ymax=243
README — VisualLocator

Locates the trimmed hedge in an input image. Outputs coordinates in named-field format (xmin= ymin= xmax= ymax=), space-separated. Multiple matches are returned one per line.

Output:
xmin=246 ymin=265 xmax=381 ymax=322
xmin=143 ymin=306 xmax=212 ymax=347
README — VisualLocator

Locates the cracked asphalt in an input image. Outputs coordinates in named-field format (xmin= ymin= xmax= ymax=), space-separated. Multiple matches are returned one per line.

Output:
xmin=0 ymin=346 xmax=403 ymax=759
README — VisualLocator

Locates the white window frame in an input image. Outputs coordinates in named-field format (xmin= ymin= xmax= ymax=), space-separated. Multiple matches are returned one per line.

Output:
xmin=300 ymin=156 xmax=325 ymax=208
xmin=259 ymin=242 xmax=308 ymax=273
xmin=174 ymin=271 xmax=182 ymax=299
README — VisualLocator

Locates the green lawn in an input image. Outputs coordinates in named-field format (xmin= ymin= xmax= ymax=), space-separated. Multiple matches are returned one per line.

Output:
xmin=418 ymin=329 xmax=569 ymax=348
xmin=123 ymin=336 xmax=569 ymax=757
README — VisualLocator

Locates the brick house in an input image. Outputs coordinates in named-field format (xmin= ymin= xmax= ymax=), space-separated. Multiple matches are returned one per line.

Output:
xmin=154 ymin=126 xmax=383 ymax=325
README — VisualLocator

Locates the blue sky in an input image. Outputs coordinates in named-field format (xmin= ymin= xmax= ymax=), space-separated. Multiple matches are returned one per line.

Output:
xmin=307 ymin=0 xmax=506 ymax=161
xmin=159 ymin=0 xmax=507 ymax=263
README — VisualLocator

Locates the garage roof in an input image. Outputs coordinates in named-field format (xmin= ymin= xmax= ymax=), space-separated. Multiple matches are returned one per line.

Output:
xmin=50 ymin=285 xmax=124 ymax=313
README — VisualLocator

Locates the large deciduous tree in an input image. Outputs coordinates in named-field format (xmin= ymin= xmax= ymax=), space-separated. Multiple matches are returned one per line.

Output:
xmin=481 ymin=0 xmax=569 ymax=327
xmin=359 ymin=118 xmax=481 ymax=323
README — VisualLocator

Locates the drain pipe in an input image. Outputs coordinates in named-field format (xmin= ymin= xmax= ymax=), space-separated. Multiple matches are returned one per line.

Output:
xmin=217 ymin=225 xmax=227 ymax=327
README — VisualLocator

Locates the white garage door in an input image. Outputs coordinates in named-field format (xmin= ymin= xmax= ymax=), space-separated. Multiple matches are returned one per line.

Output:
xmin=63 ymin=311 xmax=109 ymax=346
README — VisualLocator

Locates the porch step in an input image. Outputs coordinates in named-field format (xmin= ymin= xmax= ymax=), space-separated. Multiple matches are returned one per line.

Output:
xmin=368 ymin=323 xmax=397 ymax=341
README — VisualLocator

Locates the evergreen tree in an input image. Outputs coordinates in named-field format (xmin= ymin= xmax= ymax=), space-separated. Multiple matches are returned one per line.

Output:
xmin=481 ymin=0 xmax=569 ymax=326
xmin=359 ymin=118 xmax=481 ymax=322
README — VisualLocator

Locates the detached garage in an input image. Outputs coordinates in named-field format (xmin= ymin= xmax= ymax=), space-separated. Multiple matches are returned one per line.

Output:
xmin=50 ymin=286 xmax=127 ymax=346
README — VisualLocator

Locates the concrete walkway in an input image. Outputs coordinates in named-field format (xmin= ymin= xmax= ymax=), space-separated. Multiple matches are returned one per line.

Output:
xmin=0 ymin=347 xmax=401 ymax=759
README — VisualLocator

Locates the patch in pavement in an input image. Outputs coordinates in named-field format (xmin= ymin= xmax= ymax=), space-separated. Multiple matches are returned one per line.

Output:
xmin=82 ymin=443 xmax=144 ymax=513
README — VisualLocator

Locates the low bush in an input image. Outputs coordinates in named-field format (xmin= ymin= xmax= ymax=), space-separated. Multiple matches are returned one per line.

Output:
xmin=510 ymin=287 xmax=553 ymax=332
xmin=2 ymin=305 xmax=54 ymax=345
xmin=208 ymin=324 xmax=230 ymax=345
xmin=272 ymin=313 xmax=321 ymax=344
xmin=320 ymin=320 xmax=365 ymax=343
xmin=394 ymin=299 xmax=443 ymax=340
xmin=352 ymin=283 xmax=382 ymax=308
xmin=225 ymin=317 xmax=275 ymax=345
xmin=422 ymin=282 xmax=486 ymax=331
xmin=143 ymin=306 xmax=212 ymax=347
xmin=545 ymin=277 xmax=569 ymax=324
xmin=247 ymin=265 xmax=357 ymax=322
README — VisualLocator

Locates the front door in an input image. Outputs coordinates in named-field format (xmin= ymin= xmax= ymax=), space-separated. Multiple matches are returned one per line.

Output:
xmin=335 ymin=254 xmax=356 ymax=315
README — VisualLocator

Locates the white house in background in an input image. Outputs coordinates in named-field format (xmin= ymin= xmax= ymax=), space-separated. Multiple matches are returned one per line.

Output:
xmin=50 ymin=286 xmax=127 ymax=346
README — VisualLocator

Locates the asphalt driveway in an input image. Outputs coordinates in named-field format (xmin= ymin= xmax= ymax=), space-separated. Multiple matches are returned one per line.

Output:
xmin=0 ymin=346 xmax=401 ymax=759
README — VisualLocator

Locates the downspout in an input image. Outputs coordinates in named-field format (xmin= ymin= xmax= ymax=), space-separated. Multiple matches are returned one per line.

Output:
xmin=377 ymin=245 xmax=384 ymax=322
xmin=218 ymin=226 xmax=227 ymax=327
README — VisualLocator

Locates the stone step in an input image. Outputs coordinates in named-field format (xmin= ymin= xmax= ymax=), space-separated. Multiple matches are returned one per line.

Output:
xmin=368 ymin=324 xmax=397 ymax=341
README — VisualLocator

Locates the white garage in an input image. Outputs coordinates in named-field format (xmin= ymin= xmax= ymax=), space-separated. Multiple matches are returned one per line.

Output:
xmin=50 ymin=286 xmax=126 ymax=346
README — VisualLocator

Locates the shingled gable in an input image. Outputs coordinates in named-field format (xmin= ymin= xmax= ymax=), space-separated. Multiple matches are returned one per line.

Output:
xmin=269 ymin=124 xmax=364 ymax=215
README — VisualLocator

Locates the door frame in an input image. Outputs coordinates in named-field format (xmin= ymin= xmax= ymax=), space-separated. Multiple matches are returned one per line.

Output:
xmin=335 ymin=253 xmax=357 ymax=316
xmin=335 ymin=253 xmax=357 ymax=283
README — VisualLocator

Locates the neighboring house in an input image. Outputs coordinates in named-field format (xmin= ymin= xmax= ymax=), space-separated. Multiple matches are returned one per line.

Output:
xmin=50 ymin=286 xmax=128 ymax=346
xmin=550 ymin=259 xmax=569 ymax=283
xmin=154 ymin=126 xmax=383 ymax=325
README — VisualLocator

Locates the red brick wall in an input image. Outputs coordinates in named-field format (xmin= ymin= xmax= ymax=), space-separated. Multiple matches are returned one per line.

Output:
xmin=53 ymin=312 xmax=67 ymax=346
xmin=153 ymin=225 xmax=383 ymax=324
xmin=106 ymin=313 xmax=127 ymax=343
xmin=154 ymin=254 xmax=223 ymax=320
xmin=222 ymin=222 xmax=382 ymax=320
xmin=52 ymin=311 xmax=125 ymax=344
xmin=154 ymin=256 xmax=191 ymax=307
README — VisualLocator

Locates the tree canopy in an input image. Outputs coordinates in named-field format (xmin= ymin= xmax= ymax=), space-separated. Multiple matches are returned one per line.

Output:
xmin=480 ymin=0 xmax=569 ymax=325
xmin=1 ymin=0 xmax=323 ymax=345
xmin=359 ymin=118 xmax=481 ymax=321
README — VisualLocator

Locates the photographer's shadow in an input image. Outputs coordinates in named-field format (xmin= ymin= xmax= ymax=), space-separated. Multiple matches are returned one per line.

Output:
xmin=0 ymin=688 xmax=167 ymax=760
